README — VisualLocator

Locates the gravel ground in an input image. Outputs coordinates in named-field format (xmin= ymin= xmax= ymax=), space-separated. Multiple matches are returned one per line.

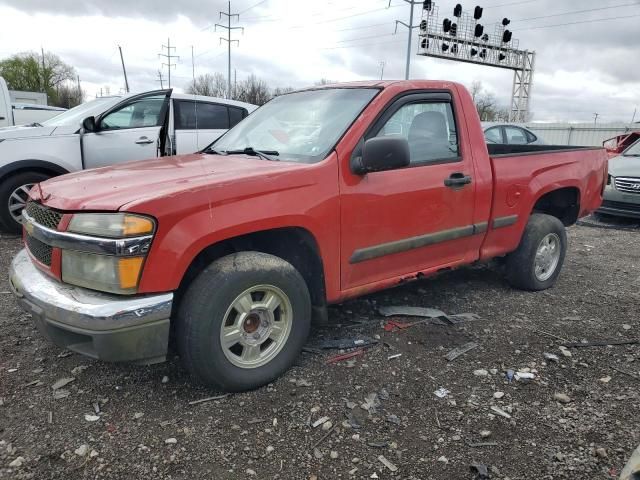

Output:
xmin=0 ymin=216 xmax=638 ymax=480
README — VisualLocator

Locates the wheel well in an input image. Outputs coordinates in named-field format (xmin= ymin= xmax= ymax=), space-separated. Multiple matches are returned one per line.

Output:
xmin=177 ymin=227 xmax=327 ymax=310
xmin=0 ymin=163 xmax=67 ymax=184
xmin=532 ymin=187 xmax=580 ymax=226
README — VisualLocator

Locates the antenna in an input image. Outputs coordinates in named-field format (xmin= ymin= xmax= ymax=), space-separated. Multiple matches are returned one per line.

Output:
xmin=215 ymin=1 xmax=244 ymax=99
xmin=158 ymin=38 xmax=179 ymax=88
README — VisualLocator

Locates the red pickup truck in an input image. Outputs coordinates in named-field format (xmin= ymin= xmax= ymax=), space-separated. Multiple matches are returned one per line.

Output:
xmin=10 ymin=80 xmax=607 ymax=391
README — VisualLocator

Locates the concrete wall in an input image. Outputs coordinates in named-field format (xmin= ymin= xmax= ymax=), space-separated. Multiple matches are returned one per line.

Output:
xmin=9 ymin=90 xmax=47 ymax=106
xmin=519 ymin=123 xmax=640 ymax=147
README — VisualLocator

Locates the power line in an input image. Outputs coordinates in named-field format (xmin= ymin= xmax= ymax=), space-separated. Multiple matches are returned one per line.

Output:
xmin=215 ymin=1 xmax=244 ymax=99
xmin=238 ymin=0 xmax=268 ymax=15
xmin=483 ymin=0 xmax=535 ymax=9
xmin=158 ymin=38 xmax=179 ymax=88
xmin=519 ymin=12 xmax=640 ymax=30
xmin=510 ymin=1 xmax=639 ymax=23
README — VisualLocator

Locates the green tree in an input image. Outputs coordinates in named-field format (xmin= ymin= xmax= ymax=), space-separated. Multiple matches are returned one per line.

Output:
xmin=0 ymin=51 xmax=76 ymax=106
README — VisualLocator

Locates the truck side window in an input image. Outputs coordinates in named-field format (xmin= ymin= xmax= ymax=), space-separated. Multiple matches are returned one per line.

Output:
xmin=505 ymin=126 xmax=528 ymax=145
xmin=100 ymin=95 xmax=165 ymax=130
xmin=174 ymin=100 xmax=230 ymax=130
xmin=376 ymin=102 xmax=459 ymax=164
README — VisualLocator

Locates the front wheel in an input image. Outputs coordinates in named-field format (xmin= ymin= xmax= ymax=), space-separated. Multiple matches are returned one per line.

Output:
xmin=0 ymin=171 xmax=51 ymax=234
xmin=176 ymin=252 xmax=311 ymax=391
xmin=505 ymin=213 xmax=567 ymax=291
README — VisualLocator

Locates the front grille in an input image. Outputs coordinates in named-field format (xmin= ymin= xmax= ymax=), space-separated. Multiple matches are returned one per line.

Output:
xmin=24 ymin=201 xmax=63 ymax=230
xmin=614 ymin=177 xmax=640 ymax=194
xmin=601 ymin=200 xmax=640 ymax=213
xmin=26 ymin=234 xmax=53 ymax=266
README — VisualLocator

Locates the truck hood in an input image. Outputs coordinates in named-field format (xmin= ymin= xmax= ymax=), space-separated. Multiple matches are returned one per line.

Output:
xmin=0 ymin=125 xmax=57 ymax=139
xmin=609 ymin=155 xmax=640 ymax=178
xmin=35 ymin=153 xmax=310 ymax=211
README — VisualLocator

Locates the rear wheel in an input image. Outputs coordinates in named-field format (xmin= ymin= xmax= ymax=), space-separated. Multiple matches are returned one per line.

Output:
xmin=505 ymin=213 xmax=567 ymax=291
xmin=0 ymin=171 xmax=51 ymax=234
xmin=176 ymin=252 xmax=311 ymax=391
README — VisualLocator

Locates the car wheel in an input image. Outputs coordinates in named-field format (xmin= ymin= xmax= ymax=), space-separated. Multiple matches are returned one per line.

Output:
xmin=176 ymin=251 xmax=311 ymax=391
xmin=0 ymin=171 xmax=51 ymax=234
xmin=505 ymin=213 xmax=567 ymax=291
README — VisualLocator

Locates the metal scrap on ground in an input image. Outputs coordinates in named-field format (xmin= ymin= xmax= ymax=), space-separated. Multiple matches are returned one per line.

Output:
xmin=445 ymin=342 xmax=479 ymax=361
xmin=620 ymin=444 xmax=640 ymax=480
xmin=378 ymin=306 xmax=481 ymax=326
xmin=314 ymin=337 xmax=378 ymax=350
xmin=325 ymin=349 xmax=365 ymax=364
xmin=562 ymin=338 xmax=639 ymax=348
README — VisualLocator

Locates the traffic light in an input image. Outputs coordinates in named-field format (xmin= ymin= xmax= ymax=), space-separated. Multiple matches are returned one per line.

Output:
xmin=502 ymin=30 xmax=512 ymax=43
xmin=420 ymin=19 xmax=427 ymax=31
xmin=498 ymin=53 xmax=506 ymax=61
xmin=502 ymin=17 xmax=510 ymax=26
xmin=443 ymin=18 xmax=452 ymax=32
xmin=423 ymin=0 xmax=432 ymax=11
xmin=442 ymin=43 xmax=450 ymax=52
xmin=421 ymin=38 xmax=430 ymax=48
xmin=474 ymin=6 xmax=483 ymax=20
xmin=481 ymin=33 xmax=489 ymax=42
xmin=471 ymin=48 xmax=478 ymax=56
xmin=474 ymin=24 xmax=484 ymax=37
xmin=451 ymin=44 xmax=459 ymax=54
xmin=479 ymin=48 xmax=487 ymax=58
xmin=450 ymin=22 xmax=458 ymax=36
xmin=453 ymin=3 xmax=462 ymax=17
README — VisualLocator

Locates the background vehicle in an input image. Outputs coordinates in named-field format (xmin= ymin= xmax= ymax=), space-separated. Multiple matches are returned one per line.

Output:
xmin=603 ymin=131 xmax=640 ymax=158
xmin=597 ymin=138 xmax=640 ymax=219
xmin=483 ymin=122 xmax=546 ymax=145
xmin=0 ymin=77 xmax=66 ymax=128
xmin=0 ymin=88 xmax=256 ymax=232
xmin=10 ymin=80 xmax=607 ymax=392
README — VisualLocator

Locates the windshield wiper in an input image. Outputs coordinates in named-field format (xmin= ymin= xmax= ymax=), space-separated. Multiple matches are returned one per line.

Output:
xmin=225 ymin=147 xmax=280 ymax=161
xmin=623 ymin=153 xmax=640 ymax=157
xmin=202 ymin=147 xmax=226 ymax=155
xmin=27 ymin=122 xmax=43 ymax=127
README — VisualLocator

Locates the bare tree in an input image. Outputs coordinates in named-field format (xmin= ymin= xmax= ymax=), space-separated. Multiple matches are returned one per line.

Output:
xmin=315 ymin=78 xmax=337 ymax=86
xmin=235 ymin=74 xmax=271 ymax=106
xmin=469 ymin=81 xmax=509 ymax=122
xmin=186 ymin=73 xmax=227 ymax=98
xmin=272 ymin=86 xmax=295 ymax=97
xmin=56 ymin=82 xmax=85 ymax=108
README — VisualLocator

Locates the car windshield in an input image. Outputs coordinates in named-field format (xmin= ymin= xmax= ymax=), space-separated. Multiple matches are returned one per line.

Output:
xmin=42 ymin=97 xmax=121 ymax=127
xmin=209 ymin=88 xmax=379 ymax=163
xmin=623 ymin=139 xmax=640 ymax=156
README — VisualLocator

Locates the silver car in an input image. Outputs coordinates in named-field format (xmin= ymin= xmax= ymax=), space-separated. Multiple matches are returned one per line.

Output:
xmin=483 ymin=123 xmax=545 ymax=145
xmin=598 ymin=139 xmax=640 ymax=219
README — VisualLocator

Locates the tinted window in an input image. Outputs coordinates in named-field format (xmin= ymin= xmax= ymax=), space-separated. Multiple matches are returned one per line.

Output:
xmin=505 ymin=126 xmax=528 ymax=145
xmin=485 ymin=127 xmax=502 ymax=144
xmin=175 ymin=100 xmax=229 ymax=130
xmin=229 ymin=107 xmax=246 ymax=127
xmin=375 ymin=102 xmax=458 ymax=165
xmin=524 ymin=129 xmax=537 ymax=143
xmin=100 ymin=95 xmax=165 ymax=130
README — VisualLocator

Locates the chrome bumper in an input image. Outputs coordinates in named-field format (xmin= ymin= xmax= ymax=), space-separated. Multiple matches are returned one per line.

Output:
xmin=9 ymin=249 xmax=173 ymax=364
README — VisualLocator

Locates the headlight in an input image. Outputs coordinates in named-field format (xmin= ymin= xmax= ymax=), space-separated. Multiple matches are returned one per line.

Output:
xmin=62 ymin=212 xmax=155 ymax=294
xmin=68 ymin=213 xmax=155 ymax=237
xmin=62 ymin=251 xmax=145 ymax=295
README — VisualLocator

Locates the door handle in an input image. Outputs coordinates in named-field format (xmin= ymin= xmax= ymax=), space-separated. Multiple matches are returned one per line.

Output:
xmin=444 ymin=173 xmax=472 ymax=188
xmin=135 ymin=136 xmax=154 ymax=145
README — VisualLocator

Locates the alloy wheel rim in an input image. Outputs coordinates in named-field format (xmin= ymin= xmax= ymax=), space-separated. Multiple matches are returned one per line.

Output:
xmin=534 ymin=233 xmax=561 ymax=281
xmin=8 ymin=183 xmax=35 ymax=224
xmin=220 ymin=284 xmax=293 ymax=369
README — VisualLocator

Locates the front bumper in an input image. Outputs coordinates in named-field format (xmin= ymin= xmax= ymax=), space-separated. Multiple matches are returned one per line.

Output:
xmin=597 ymin=187 xmax=640 ymax=219
xmin=9 ymin=249 xmax=173 ymax=364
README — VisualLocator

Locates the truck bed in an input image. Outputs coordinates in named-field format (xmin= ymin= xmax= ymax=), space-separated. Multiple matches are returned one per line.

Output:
xmin=487 ymin=143 xmax=602 ymax=156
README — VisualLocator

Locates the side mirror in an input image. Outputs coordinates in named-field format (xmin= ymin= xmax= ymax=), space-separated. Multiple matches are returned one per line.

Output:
xmin=353 ymin=136 xmax=410 ymax=175
xmin=82 ymin=116 xmax=97 ymax=132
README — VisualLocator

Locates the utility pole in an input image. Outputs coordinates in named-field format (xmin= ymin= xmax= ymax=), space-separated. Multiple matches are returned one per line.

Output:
xmin=593 ymin=112 xmax=599 ymax=126
xmin=40 ymin=47 xmax=46 ymax=95
xmin=76 ymin=75 xmax=81 ymax=102
xmin=118 ymin=45 xmax=130 ymax=93
xmin=156 ymin=70 xmax=165 ymax=89
xmin=158 ymin=38 xmax=179 ymax=88
xmin=215 ymin=1 xmax=243 ymax=99
xmin=191 ymin=46 xmax=196 ymax=87
xmin=392 ymin=0 xmax=421 ymax=80
xmin=631 ymin=107 xmax=637 ymax=124
xmin=379 ymin=61 xmax=386 ymax=80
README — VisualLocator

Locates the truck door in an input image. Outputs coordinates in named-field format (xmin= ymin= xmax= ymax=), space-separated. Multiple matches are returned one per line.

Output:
xmin=82 ymin=90 xmax=171 ymax=169
xmin=340 ymin=92 xmax=478 ymax=290
xmin=0 ymin=77 xmax=13 ymax=127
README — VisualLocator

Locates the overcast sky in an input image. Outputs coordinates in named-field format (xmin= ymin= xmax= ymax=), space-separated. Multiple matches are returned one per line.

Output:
xmin=0 ymin=0 xmax=639 ymax=122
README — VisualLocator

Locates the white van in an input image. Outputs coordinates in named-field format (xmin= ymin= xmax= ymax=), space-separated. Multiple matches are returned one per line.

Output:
xmin=0 ymin=78 xmax=66 ymax=128
xmin=0 ymin=87 xmax=257 ymax=232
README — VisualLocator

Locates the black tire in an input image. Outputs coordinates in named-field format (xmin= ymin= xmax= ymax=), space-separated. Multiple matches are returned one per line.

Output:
xmin=0 ymin=171 xmax=51 ymax=234
xmin=505 ymin=213 xmax=567 ymax=291
xmin=176 ymin=252 xmax=311 ymax=391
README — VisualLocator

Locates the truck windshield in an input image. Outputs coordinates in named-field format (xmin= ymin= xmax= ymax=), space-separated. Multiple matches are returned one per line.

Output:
xmin=209 ymin=88 xmax=379 ymax=163
xmin=42 ymin=97 xmax=121 ymax=127
xmin=623 ymin=139 xmax=640 ymax=156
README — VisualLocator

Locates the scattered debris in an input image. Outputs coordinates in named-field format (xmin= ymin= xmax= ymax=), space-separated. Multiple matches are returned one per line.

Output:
xmin=505 ymin=370 xmax=515 ymax=383
xmin=563 ymin=339 xmax=639 ymax=348
xmin=386 ymin=414 xmax=401 ymax=425
xmin=437 ymin=455 xmax=449 ymax=464
xmin=165 ymin=438 xmax=177 ymax=445
xmin=379 ymin=306 xmax=447 ymax=318
xmin=51 ymin=377 xmax=75 ymax=390
xmin=543 ymin=352 xmax=560 ymax=363
xmin=445 ymin=342 xmax=479 ymax=361
xmin=434 ymin=387 xmax=450 ymax=399
xmin=362 ymin=393 xmax=382 ymax=413
xmin=470 ymin=462 xmax=490 ymax=479
xmin=311 ymin=425 xmax=336 ymax=449
xmin=9 ymin=456 xmax=25 ymax=468
xmin=387 ymin=353 xmax=402 ymax=360
xmin=74 ymin=444 xmax=89 ymax=457
xmin=188 ymin=394 xmax=230 ymax=406
xmin=133 ymin=412 xmax=144 ymax=420
xmin=466 ymin=441 xmax=499 ymax=448
xmin=558 ymin=346 xmax=572 ymax=358
xmin=622 ymin=324 xmax=632 ymax=331
xmin=611 ymin=366 xmax=640 ymax=381
xmin=553 ymin=393 xmax=572 ymax=404
xmin=315 ymin=337 xmax=377 ymax=350
xmin=312 ymin=416 xmax=330 ymax=428
xmin=493 ymin=392 xmax=504 ymax=399
xmin=599 ymin=376 xmax=612 ymax=384
xmin=378 ymin=455 xmax=398 ymax=472
xmin=70 ymin=365 xmax=88 ymax=376
xmin=57 ymin=350 xmax=74 ymax=358
xmin=325 ymin=349 xmax=365 ymax=364
xmin=620 ymin=444 xmax=640 ymax=480
xmin=473 ymin=369 xmax=489 ymax=377
xmin=53 ymin=389 xmax=70 ymax=400
xmin=515 ymin=371 xmax=535 ymax=381
xmin=479 ymin=430 xmax=492 ymax=438
xmin=534 ymin=329 xmax=569 ymax=343
xmin=84 ymin=414 xmax=100 ymax=422
xmin=161 ymin=376 xmax=169 ymax=384
xmin=490 ymin=406 xmax=512 ymax=419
